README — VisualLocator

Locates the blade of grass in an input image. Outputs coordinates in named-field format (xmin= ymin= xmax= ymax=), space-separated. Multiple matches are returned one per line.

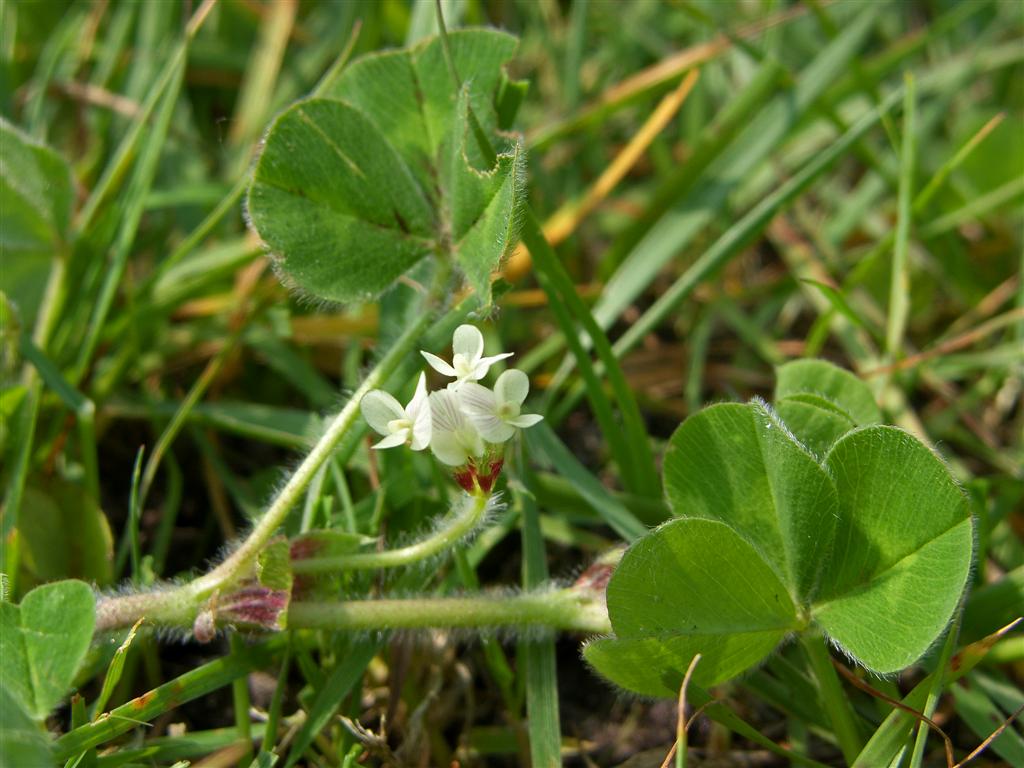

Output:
xmin=917 ymin=175 xmax=1024 ymax=239
xmin=24 ymin=2 xmax=86 ymax=138
xmin=522 ymin=209 xmax=659 ymax=497
xmin=74 ymin=0 xmax=218 ymax=234
xmin=962 ymin=566 xmax=1024 ymax=645
xmin=282 ymin=640 xmax=376 ymax=768
xmin=124 ymin=446 xmax=145 ymax=581
xmin=135 ymin=269 xmax=260 ymax=514
xmin=257 ymin=641 xmax=290 ymax=758
xmin=72 ymin=55 xmax=187 ymax=385
xmin=556 ymin=84 xmax=903 ymax=417
xmin=527 ymin=4 xmax=808 ymax=149
xmin=591 ymin=5 xmax=880 ymax=335
xmin=886 ymin=73 xmax=916 ymax=360
xmin=104 ymin=399 xmax=322 ymax=449
xmin=952 ymin=678 xmax=1024 ymax=766
xmin=525 ymin=423 xmax=647 ymax=542
xmin=17 ymin=335 xmax=99 ymax=501
xmin=908 ymin=613 xmax=962 ymax=768
xmin=506 ymin=69 xmax=700 ymax=280
xmin=228 ymin=0 xmax=297 ymax=172
xmin=530 ymin=471 xmax=668 ymax=528
xmin=852 ymin=619 xmax=1022 ymax=768
xmin=845 ymin=112 xmax=1008 ymax=291
xmin=54 ymin=636 xmax=286 ymax=760
xmin=90 ymin=618 xmax=145 ymax=719
xmin=802 ymin=635 xmax=864 ymax=765
xmin=684 ymin=685 xmax=833 ymax=768
xmin=149 ymin=455 xmax=183 ymax=577
xmin=515 ymin=473 xmax=562 ymax=768
xmin=230 ymin=634 xmax=254 ymax=766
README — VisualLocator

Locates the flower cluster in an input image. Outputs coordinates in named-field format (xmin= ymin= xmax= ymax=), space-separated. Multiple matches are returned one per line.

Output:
xmin=360 ymin=325 xmax=542 ymax=493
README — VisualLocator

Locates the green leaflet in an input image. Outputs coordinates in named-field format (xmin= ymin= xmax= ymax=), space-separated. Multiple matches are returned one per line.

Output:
xmin=584 ymin=518 xmax=800 ymax=698
xmin=0 ymin=118 xmax=73 ymax=325
xmin=663 ymin=400 xmax=839 ymax=602
xmin=775 ymin=359 xmax=882 ymax=426
xmin=17 ymin=480 xmax=114 ymax=590
xmin=774 ymin=393 xmax=857 ymax=458
xmin=813 ymin=426 xmax=974 ymax=672
xmin=0 ymin=580 xmax=96 ymax=721
xmin=0 ymin=687 xmax=52 ymax=768
xmin=588 ymin=365 xmax=973 ymax=697
xmin=247 ymin=29 xmax=524 ymax=305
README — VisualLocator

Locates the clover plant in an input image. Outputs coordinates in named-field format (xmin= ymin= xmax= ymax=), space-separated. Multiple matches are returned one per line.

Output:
xmin=0 ymin=19 xmax=985 ymax=768
xmin=585 ymin=362 xmax=975 ymax=697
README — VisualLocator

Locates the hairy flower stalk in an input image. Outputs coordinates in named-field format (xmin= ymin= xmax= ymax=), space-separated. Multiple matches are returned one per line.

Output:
xmin=95 ymin=312 xmax=436 ymax=633
xmin=94 ymin=323 xmax=550 ymax=638
xmin=287 ymin=588 xmax=610 ymax=635
xmin=291 ymin=492 xmax=493 ymax=574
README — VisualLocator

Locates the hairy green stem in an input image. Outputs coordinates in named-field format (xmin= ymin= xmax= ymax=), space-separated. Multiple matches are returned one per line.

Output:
xmin=288 ymin=589 xmax=610 ymax=634
xmin=293 ymin=492 xmax=490 ymax=574
xmin=94 ymin=311 xmax=435 ymax=632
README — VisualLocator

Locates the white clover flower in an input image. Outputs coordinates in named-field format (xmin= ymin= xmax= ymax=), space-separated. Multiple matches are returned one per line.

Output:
xmin=458 ymin=369 xmax=543 ymax=443
xmin=360 ymin=373 xmax=431 ymax=451
xmin=421 ymin=324 xmax=513 ymax=389
xmin=427 ymin=388 xmax=485 ymax=466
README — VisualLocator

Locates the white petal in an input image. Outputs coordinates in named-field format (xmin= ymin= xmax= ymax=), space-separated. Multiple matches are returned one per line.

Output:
xmin=430 ymin=430 xmax=470 ymax=466
xmin=508 ymin=413 xmax=543 ymax=428
xmin=407 ymin=372 xmax=429 ymax=417
xmin=457 ymin=383 xmax=497 ymax=419
xmin=475 ymin=417 xmax=516 ymax=443
xmin=452 ymin=324 xmax=484 ymax=361
xmin=421 ymin=351 xmax=457 ymax=377
xmin=372 ymin=431 xmax=409 ymax=450
xmin=410 ymin=400 xmax=432 ymax=451
xmin=428 ymin=389 xmax=464 ymax=434
xmin=361 ymin=391 xmax=405 ymax=435
xmin=495 ymin=369 xmax=529 ymax=406
xmin=471 ymin=352 xmax=514 ymax=380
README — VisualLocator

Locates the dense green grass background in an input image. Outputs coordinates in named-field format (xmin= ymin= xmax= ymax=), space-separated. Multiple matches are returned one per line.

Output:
xmin=1 ymin=0 xmax=1022 ymax=765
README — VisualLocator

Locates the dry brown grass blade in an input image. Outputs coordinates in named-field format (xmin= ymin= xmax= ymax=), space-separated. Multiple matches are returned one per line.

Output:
xmin=863 ymin=307 xmax=1024 ymax=378
xmin=526 ymin=3 xmax=810 ymax=148
xmin=943 ymin=274 xmax=1019 ymax=338
xmin=506 ymin=69 xmax=700 ymax=281
xmin=953 ymin=702 xmax=1024 ymax=768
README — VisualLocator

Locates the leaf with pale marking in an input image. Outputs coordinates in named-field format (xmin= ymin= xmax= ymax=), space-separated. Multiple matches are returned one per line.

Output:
xmin=663 ymin=400 xmax=839 ymax=601
xmin=588 ymin=386 xmax=973 ymax=696
xmin=247 ymin=29 xmax=524 ymax=305
xmin=813 ymin=426 xmax=973 ymax=672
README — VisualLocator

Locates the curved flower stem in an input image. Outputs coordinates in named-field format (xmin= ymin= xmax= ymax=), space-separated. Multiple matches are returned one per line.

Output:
xmin=288 ymin=588 xmax=610 ymax=634
xmin=95 ymin=310 xmax=436 ymax=633
xmin=191 ymin=311 xmax=435 ymax=592
xmin=293 ymin=492 xmax=490 ymax=574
